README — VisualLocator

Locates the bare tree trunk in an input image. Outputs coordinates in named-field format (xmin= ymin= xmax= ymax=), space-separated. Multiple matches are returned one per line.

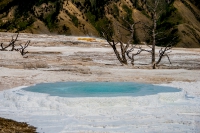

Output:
xmin=152 ymin=10 xmax=157 ymax=69
xmin=120 ymin=42 xmax=129 ymax=65
xmin=111 ymin=42 xmax=128 ymax=65
xmin=102 ymin=24 xmax=131 ymax=66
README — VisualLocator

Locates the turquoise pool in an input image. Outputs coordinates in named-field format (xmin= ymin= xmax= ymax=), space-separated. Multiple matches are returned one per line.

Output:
xmin=22 ymin=82 xmax=181 ymax=97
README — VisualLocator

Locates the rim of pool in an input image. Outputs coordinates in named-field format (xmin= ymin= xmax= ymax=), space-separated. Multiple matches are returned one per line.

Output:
xmin=0 ymin=82 xmax=192 ymax=133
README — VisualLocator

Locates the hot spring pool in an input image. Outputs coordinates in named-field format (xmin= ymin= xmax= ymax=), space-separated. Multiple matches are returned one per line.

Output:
xmin=1 ymin=82 xmax=198 ymax=133
xmin=23 ymin=82 xmax=181 ymax=97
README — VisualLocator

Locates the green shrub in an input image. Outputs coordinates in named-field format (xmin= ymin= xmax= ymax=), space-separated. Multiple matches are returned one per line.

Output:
xmin=44 ymin=13 xmax=55 ymax=29
xmin=95 ymin=17 xmax=111 ymax=34
xmin=71 ymin=15 xmax=79 ymax=27
xmin=18 ymin=22 xmax=29 ymax=31
xmin=122 ymin=5 xmax=134 ymax=25
xmin=62 ymin=25 xmax=69 ymax=31
xmin=85 ymin=12 xmax=96 ymax=25
xmin=112 ymin=4 xmax=119 ymax=18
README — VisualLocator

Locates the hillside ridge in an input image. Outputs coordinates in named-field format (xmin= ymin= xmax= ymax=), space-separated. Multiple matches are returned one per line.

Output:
xmin=0 ymin=0 xmax=199 ymax=47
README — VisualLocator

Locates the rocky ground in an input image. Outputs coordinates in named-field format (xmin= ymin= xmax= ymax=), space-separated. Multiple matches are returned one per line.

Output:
xmin=0 ymin=32 xmax=200 ymax=91
xmin=0 ymin=32 xmax=200 ymax=132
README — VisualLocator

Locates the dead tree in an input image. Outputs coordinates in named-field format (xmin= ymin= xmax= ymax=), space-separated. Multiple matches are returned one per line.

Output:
xmin=0 ymin=33 xmax=30 ymax=57
xmin=0 ymin=33 xmax=19 ymax=51
xmin=18 ymin=40 xmax=30 ymax=57
xmin=102 ymin=21 xmax=140 ymax=65
xmin=102 ymin=25 xmax=128 ymax=65
xmin=140 ymin=0 xmax=174 ymax=69
xmin=132 ymin=0 xmax=162 ymax=68
xmin=156 ymin=37 xmax=177 ymax=65
xmin=101 ymin=0 xmax=175 ymax=68
xmin=119 ymin=20 xmax=152 ymax=66
xmin=126 ymin=43 xmax=152 ymax=65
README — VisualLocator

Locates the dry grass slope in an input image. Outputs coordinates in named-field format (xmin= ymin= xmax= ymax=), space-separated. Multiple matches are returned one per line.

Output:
xmin=174 ymin=0 xmax=200 ymax=47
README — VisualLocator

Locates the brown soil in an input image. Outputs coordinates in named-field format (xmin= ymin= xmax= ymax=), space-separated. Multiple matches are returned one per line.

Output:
xmin=0 ymin=117 xmax=36 ymax=133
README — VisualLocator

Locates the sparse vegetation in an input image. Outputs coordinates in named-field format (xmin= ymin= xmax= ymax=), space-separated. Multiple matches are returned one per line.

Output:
xmin=112 ymin=4 xmax=119 ymax=18
xmin=70 ymin=14 xmax=79 ymax=27
xmin=180 ymin=0 xmax=200 ymax=22
xmin=85 ymin=12 xmax=96 ymax=25
xmin=62 ymin=24 xmax=69 ymax=31
xmin=189 ymin=0 xmax=200 ymax=9
xmin=122 ymin=4 xmax=134 ymax=24
xmin=44 ymin=13 xmax=56 ymax=29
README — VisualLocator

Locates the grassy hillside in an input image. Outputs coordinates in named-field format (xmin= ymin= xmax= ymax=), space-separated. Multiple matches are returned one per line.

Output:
xmin=0 ymin=0 xmax=199 ymax=47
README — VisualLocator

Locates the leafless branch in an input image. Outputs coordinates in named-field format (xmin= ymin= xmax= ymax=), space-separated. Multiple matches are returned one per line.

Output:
xmin=102 ymin=25 xmax=128 ymax=65
xmin=156 ymin=36 xmax=177 ymax=65
xmin=140 ymin=22 xmax=151 ymax=29
xmin=102 ymin=21 xmax=141 ymax=65
xmin=10 ymin=33 xmax=19 ymax=51
xmin=0 ymin=33 xmax=19 ymax=51
xmin=126 ymin=44 xmax=152 ymax=65
xmin=0 ymin=33 xmax=30 ymax=57
xmin=18 ymin=40 xmax=30 ymax=57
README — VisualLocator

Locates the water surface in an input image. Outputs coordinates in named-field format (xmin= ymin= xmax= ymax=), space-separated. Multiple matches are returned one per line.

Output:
xmin=23 ymin=82 xmax=180 ymax=97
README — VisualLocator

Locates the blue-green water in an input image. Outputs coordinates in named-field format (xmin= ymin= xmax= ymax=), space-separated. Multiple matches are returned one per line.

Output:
xmin=23 ymin=82 xmax=180 ymax=97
